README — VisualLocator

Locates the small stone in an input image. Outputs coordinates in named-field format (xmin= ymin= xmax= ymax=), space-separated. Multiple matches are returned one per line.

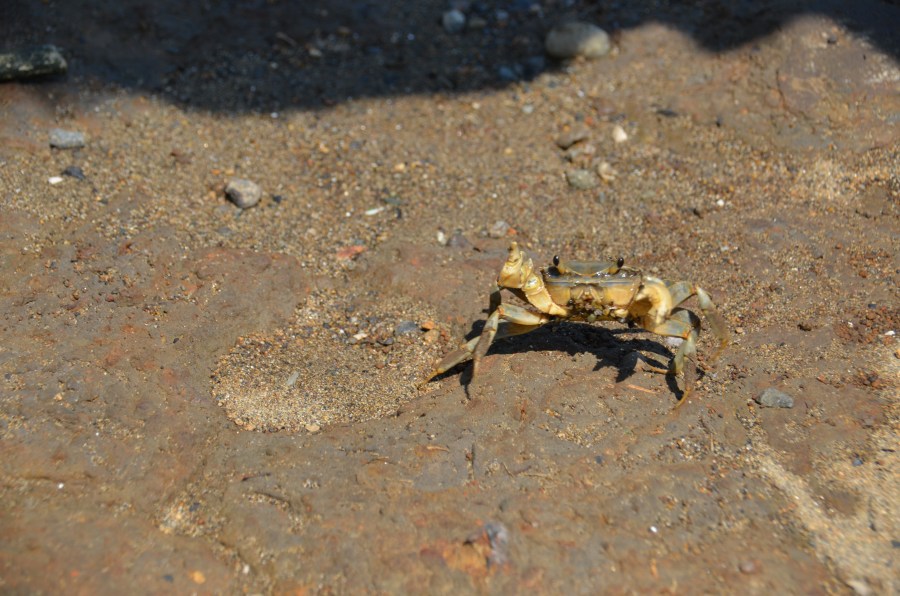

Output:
xmin=798 ymin=321 xmax=813 ymax=331
xmin=566 ymin=169 xmax=598 ymax=190
xmin=545 ymin=22 xmax=611 ymax=59
xmin=738 ymin=560 xmax=757 ymax=574
xmin=846 ymin=579 xmax=873 ymax=596
xmin=442 ymin=9 xmax=466 ymax=34
xmin=555 ymin=126 xmax=589 ymax=149
xmin=225 ymin=178 xmax=262 ymax=208
xmin=612 ymin=125 xmax=628 ymax=143
xmin=421 ymin=320 xmax=435 ymax=330
xmin=756 ymin=388 xmax=794 ymax=408
xmin=61 ymin=165 xmax=85 ymax=180
xmin=305 ymin=423 xmax=321 ymax=433
xmin=488 ymin=220 xmax=510 ymax=238
xmin=597 ymin=161 xmax=616 ymax=182
xmin=422 ymin=329 xmax=440 ymax=344
xmin=447 ymin=231 xmax=471 ymax=249
xmin=49 ymin=128 xmax=85 ymax=149
xmin=394 ymin=321 xmax=419 ymax=336
xmin=497 ymin=66 xmax=518 ymax=82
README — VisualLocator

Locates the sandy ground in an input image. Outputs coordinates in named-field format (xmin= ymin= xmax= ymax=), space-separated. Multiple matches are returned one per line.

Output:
xmin=1 ymin=0 xmax=898 ymax=593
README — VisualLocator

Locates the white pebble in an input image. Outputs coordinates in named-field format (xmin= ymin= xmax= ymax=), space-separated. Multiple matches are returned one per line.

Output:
xmin=612 ymin=125 xmax=628 ymax=143
xmin=545 ymin=22 xmax=611 ymax=59
xmin=364 ymin=206 xmax=385 ymax=216
xmin=48 ymin=176 xmax=63 ymax=185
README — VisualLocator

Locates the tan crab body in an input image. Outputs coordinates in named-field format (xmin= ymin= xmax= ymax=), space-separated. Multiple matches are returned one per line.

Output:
xmin=422 ymin=242 xmax=730 ymax=406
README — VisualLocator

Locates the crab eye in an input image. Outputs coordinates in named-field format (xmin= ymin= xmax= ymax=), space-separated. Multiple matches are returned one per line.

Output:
xmin=617 ymin=257 xmax=624 ymax=268
xmin=552 ymin=255 xmax=560 ymax=267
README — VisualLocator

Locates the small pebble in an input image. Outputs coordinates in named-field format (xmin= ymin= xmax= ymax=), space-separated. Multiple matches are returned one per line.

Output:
xmin=305 ymin=423 xmax=321 ymax=433
xmin=545 ymin=22 xmax=611 ymax=59
xmin=225 ymin=178 xmax=262 ymax=209
xmin=61 ymin=165 xmax=85 ymax=180
xmin=422 ymin=329 xmax=440 ymax=344
xmin=597 ymin=161 xmax=616 ymax=182
xmin=555 ymin=126 xmax=589 ymax=149
xmin=566 ymin=169 xmax=598 ymax=190
xmin=755 ymin=388 xmax=794 ymax=408
xmin=497 ymin=66 xmax=517 ymax=81
xmin=394 ymin=321 xmax=419 ymax=336
xmin=738 ymin=560 xmax=757 ymax=574
xmin=488 ymin=220 xmax=510 ymax=238
xmin=612 ymin=125 xmax=628 ymax=143
xmin=442 ymin=9 xmax=466 ymax=34
xmin=49 ymin=128 xmax=85 ymax=149
xmin=846 ymin=579 xmax=872 ymax=596
xmin=48 ymin=176 xmax=64 ymax=185
xmin=447 ymin=231 xmax=471 ymax=249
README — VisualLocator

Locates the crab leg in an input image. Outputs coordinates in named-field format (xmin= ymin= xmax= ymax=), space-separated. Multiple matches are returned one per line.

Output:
xmin=666 ymin=282 xmax=730 ymax=361
xmin=640 ymin=308 xmax=700 ymax=406
xmin=420 ymin=304 xmax=553 ymax=386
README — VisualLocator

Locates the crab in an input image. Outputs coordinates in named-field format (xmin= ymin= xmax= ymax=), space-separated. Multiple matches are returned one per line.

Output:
xmin=421 ymin=242 xmax=730 ymax=406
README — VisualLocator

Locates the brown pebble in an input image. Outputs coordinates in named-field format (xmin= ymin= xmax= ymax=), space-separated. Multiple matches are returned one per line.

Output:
xmin=421 ymin=320 xmax=435 ymax=331
xmin=422 ymin=329 xmax=440 ymax=344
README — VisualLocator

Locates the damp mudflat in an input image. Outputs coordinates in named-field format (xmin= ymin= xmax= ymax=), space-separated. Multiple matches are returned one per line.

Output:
xmin=0 ymin=0 xmax=897 ymax=593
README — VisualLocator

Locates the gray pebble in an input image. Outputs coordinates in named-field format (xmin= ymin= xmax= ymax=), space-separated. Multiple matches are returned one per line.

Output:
xmin=394 ymin=321 xmax=420 ymax=336
xmin=61 ymin=165 xmax=85 ymax=180
xmin=49 ymin=128 xmax=85 ymax=149
xmin=488 ymin=220 xmax=510 ymax=238
xmin=447 ymin=231 xmax=472 ymax=249
xmin=566 ymin=169 xmax=598 ymax=190
xmin=442 ymin=9 xmax=466 ymax=34
xmin=756 ymin=388 xmax=795 ymax=408
xmin=545 ymin=22 xmax=611 ymax=59
xmin=225 ymin=178 xmax=262 ymax=209
xmin=497 ymin=66 xmax=518 ymax=81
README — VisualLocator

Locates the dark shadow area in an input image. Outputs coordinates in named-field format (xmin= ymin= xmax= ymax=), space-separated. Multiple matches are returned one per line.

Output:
xmin=1 ymin=0 xmax=897 ymax=112
xmin=428 ymin=318 xmax=687 ymax=395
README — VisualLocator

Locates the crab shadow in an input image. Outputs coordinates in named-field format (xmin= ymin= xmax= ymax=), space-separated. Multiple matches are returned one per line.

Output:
xmin=437 ymin=319 xmax=691 ymax=400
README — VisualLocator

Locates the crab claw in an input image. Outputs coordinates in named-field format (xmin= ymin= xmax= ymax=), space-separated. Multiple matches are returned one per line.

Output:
xmin=498 ymin=242 xmax=533 ymax=289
